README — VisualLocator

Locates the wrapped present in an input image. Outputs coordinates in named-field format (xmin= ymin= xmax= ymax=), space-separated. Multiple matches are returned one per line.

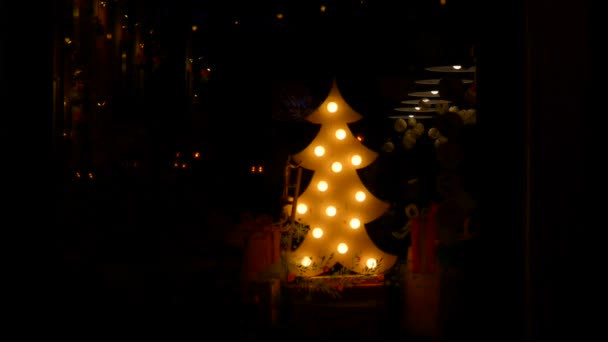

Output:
xmin=410 ymin=203 xmax=439 ymax=274
xmin=237 ymin=213 xmax=281 ymax=301
xmin=250 ymin=278 xmax=281 ymax=329
xmin=404 ymin=247 xmax=440 ymax=337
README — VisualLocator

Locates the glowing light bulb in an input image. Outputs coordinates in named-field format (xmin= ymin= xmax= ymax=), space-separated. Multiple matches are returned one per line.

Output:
xmin=296 ymin=203 xmax=308 ymax=214
xmin=314 ymin=145 xmax=325 ymax=157
xmin=327 ymin=102 xmax=338 ymax=113
xmin=331 ymin=162 xmax=342 ymax=173
xmin=335 ymin=129 xmax=346 ymax=140
xmin=431 ymin=90 xmax=439 ymax=95
xmin=366 ymin=258 xmax=378 ymax=269
xmin=312 ymin=227 xmax=323 ymax=238
xmin=351 ymin=155 xmax=362 ymax=166
xmin=355 ymin=191 xmax=366 ymax=202
xmin=422 ymin=98 xmax=430 ymax=103
xmin=337 ymin=243 xmax=348 ymax=254
xmin=349 ymin=218 xmax=361 ymax=229
xmin=301 ymin=256 xmax=312 ymax=267
xmin=317 ymin=181 xmax=328 ymax=192
xmin=452 ymin=65 xmax=462 ymax=70
xmin=325 ymin=206 xmax=336 ymax=217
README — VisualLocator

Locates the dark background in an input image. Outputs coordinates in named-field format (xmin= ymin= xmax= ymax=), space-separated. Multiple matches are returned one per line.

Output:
xmin=4 ymin=0 xmax=597 ymax=339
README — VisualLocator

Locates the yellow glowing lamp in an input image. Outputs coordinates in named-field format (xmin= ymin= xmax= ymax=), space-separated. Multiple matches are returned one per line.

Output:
xmin=301 ymin=256 xmax=312 ymax=267
xmin=296 ymin=203 xmax=308 ymax=214
xmin=355 ymin=191 xmax=366 ymax=202
xmin=331 ymin=162 xmax=342 ymax=173
xmin=314 ymin=145 xmax=325 ymax=157
xmin=326 ymin=101 xmax=338 ymax=113
xmin=335 ymin=129 xmax=346 ymax=140
xmin=337 ymin=243 xmax=348 ymax=254
xmin=317 ymin=181 xmax=328 ymax=192
xmin=312 ymin=227 xmax=324 ymax=238
xmin=287 ymin=80 xmax=398 ymax=277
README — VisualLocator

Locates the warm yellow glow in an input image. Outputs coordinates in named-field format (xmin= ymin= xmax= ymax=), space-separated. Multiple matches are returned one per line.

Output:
xmin=317 ymin=181 xmax=328 ymax=192
xmin=355 ymin=191 xmax=366 ymax=202
xmin=258 ymin=166 xmax=263 ymax=173
xmin=286 ymin=80 xmax=399 ymax=276
xmin=326 ymin=102 xmax=338 ymax=113
xmin=194 ymin=152 xmax=200 ymax=158
xmin=331 ymin=162 xmax=342 ymax=173
xmin=452 ymin=65 xmax=462 ymax=70
xmin=335 ymin=129 xmax=346 ymax=140
xmin=181 ymin=163 xmax=187 ymax=168
xmin=276 ymin=13 xmax=284 ymax=19
xmin=441 ymin=0 xmax=447 ymax=5
xmin=312 ymin=227 xmax=324 ymax=238
xmin=106 ymin=33 xmax=112 ymax=39
xmin=431 ymin=90 xmax=439 ymax=95
xmin=301 ymin=256 xmax=312 ymax=267
xmin=191 ymin=25 xmax=198 ymax=31
xmin=422 ymin=98 xmax=430 ymax=102
xmin=251 ymin=166 xmax=255 ymax=173
xmin=366 ymin=258 xmax=378 ymax=269
xmin=88 ymin=172 xmax=94 ymax=179
xmin=174 ymin=162 xmax=179 ymax=168
xmin=314 ymin=145 xmax=325 ymax=157
xmin=297 ymin=203 xmax=308 ymax=214
xmin=320 ymin=5 xmax=326 ymax=12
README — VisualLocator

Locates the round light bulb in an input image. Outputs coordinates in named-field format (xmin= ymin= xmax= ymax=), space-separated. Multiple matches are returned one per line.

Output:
xmin=366 ymin=258 xmax=378 ymax=269
xmin=355 ymin=191 xmax=366 ymax=202
xmin=337 ymin=243 xmax=348 ymax=254
xmin=301 ymin=256 xmax=312 ymax=267
xmin=326 ymin=102 xmax=338 ymax=113
xmin=325 ymin=206 xmax=336 ymax=217
xmin=349 ymin=218 xmax=361 ymax=229
xmin=335 ymin=129 xmax=346 ymax=140
xmin=351 ymin=155 xmax=362 ymax=166
xmin=312 ymin=227 xmax=323 ymax=238
xmin=317 ymin=181 xmax=328 ymax=192
xmin=296 ymin=203 xmax=308 ymax=214
xmin=314 ymin=145 xmax=325 ymax=157
xmin=331 ymin=162 xmax=342 ymax=173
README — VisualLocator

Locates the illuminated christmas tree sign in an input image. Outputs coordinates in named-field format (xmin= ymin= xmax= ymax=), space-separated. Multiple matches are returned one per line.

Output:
xmin=287 ymin=80 xmax=398 ymax=277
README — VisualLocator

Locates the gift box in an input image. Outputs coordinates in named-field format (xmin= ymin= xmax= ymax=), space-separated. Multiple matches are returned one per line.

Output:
xmin=410 ymin=203 xmax=439 ymax=274
xmin=250 ymin=277 xmax=281 ymax=329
